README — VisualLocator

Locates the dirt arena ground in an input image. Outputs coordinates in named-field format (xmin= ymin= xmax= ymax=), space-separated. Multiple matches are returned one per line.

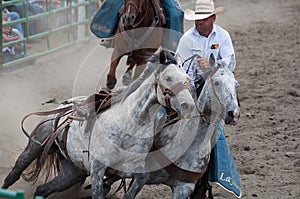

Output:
xmin=0 ymin=0 xmax=299 ymax=198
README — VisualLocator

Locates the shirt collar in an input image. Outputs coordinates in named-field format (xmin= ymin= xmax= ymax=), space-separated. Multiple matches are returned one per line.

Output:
xmin=192 ymin=24 xmax=217 ymax=38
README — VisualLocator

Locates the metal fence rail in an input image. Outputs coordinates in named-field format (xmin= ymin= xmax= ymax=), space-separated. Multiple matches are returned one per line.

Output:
xmin=0 ymin=188 xmax=44 ymax=199
xmin=1 ymin=0 xmax=99 ymax=69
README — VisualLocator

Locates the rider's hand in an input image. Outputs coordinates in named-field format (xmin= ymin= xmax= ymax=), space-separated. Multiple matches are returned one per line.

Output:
xmin=197 ymin=57 xmax=209 ymax=69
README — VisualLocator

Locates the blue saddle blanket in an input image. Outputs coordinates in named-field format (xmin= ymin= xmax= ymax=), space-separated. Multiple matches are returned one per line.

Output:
xmin=90 ymin=0 xmax=123 ymax=39
xmin=208 ymin=122 xmax=242 ymax=198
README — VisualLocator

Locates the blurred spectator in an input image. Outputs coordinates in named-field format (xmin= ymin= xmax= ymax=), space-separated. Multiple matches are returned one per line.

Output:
xmin=3 ymin=0 xmax=46 ymax=36
xmin=2 ymin=8 xmax=24 ymax=36
xmin=2 ymin=17 xmax=24 ymax=63
xmin=30 ymin=0 xmax=67 ymax=27
xmin=30 ymin=0 xmax=62 ymax=10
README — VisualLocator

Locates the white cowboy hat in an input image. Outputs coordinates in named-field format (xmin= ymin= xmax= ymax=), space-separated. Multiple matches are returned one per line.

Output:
xmin=184 ymin=0 xmax=226 ymax=21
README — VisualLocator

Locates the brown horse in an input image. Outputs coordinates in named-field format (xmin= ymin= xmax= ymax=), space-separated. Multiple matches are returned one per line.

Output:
xmin=106 ymin=0 xmax=166 ymax=89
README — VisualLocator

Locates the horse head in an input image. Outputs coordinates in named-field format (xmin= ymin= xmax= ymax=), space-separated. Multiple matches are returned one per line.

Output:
xmin=122 ymin=47 xmax=194 ymax=119
xmin=122 ymin=0 xmax=147 ymax=26
xmin=197 ymin=54 xmax=240 ymax=125
xmin=155 ymin=49 xmax=194 ymax=119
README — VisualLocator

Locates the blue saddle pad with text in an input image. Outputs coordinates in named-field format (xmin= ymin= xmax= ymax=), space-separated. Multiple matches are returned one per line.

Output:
xmin=208 ymin=122 xmax=242 ymax=198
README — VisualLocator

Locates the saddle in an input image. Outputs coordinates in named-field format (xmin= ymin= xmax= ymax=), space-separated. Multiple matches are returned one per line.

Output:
xmin=56 ymin=89 xmax=121 ymax=158
xmin=23 ymin=89 xmax=120 ymax=164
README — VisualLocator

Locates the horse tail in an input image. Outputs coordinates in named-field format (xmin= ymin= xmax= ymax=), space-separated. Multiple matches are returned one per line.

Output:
xmin=21 ymin=144 xmax=60 ymax=184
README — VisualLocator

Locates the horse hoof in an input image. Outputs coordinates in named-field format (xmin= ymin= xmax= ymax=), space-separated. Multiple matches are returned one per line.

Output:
xmin=106 ymin=76 xmax=117 ymax=90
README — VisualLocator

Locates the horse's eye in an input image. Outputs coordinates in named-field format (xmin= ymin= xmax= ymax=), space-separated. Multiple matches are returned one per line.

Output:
xmin=166 ymin=76 xmax=172 ymax=82
xmin=214 ymin=81 xmax=220 ymax=86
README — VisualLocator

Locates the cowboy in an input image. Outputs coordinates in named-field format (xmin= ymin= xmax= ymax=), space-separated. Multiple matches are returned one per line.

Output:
xmin=176 ymin=0 xmax=241 ymax=197
xmin=177 ymin=0 xmax=236 ymax=95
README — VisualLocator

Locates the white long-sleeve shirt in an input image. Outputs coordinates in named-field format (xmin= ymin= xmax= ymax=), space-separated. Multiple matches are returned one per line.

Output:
xmin=176 ymin=24 xmax=236 ymax=88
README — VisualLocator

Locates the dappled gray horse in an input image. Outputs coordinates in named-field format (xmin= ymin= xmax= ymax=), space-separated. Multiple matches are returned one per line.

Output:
xmin=1 ymin=48 xmax=195 ymax=199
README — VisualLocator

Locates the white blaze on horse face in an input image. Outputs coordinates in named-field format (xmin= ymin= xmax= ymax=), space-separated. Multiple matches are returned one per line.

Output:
xmin=127 ymin=5 xmax=131 ymax=15
xmin=157 ymin=64 xmax=195 ymax=118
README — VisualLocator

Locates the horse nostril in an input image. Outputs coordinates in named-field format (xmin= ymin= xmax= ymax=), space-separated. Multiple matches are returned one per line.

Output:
xmin=130 ymin=15 xmax=136 ymax=23
xmin=179 ymin=102 xmax=192 ymax=118
xmin=228 ymin=111 xmax=234 ymax=118
xmin=123 ymin=15 xmax=128 ymax=24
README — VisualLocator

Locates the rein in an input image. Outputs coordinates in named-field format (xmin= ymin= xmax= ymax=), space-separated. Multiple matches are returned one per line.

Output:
xmin=183 ymin=54 xmax=199 ymax=74
xmin=182 ymin=54 xmax=225 ymax=114
xmin=21 ymin=106 xmax=74 ymax=145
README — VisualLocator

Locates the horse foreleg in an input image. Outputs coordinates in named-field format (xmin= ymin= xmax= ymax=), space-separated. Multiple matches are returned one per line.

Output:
xmin=122 ymin=62 xmax=135 ymax=86
xmin=123 ymin=173 xmax=149 ymax=199
xmin=132 ymin=62 xmax=147 ymax=80
xmin=171 ymin=181 xmax=195 ymax=199
xmin=107 ymin=49 xmax=122 ymax=89
xmin=34 ymin=154 xmax=87 ymax=198
xmin=91 ymin=159 xmax=106 ymax=199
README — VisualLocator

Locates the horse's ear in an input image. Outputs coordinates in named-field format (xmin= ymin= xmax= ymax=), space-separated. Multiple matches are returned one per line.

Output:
xmin=175 ymin=53 xmax=182 ymax=67
xmin=209 ymin=53 xmax=215 ymax=68
xmin=235 ymin=80 xmax=240 ymax=88
xmin=159 ymin=50 xmax=167 ymax=64
xmin=228 ymin=54 xmax=236 ymax=71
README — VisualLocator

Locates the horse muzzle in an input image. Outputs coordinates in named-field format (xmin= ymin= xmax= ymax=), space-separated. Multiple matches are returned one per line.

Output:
xmin=123 ymin=13 xmax=136 ymax=26
xmin=225 ymin=108 xmax=240 ymax=126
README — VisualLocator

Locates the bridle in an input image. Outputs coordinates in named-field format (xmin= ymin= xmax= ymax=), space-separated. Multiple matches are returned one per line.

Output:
xmin=158 ymin=81 xmax=191 ymax=109
xmin=207 ymin=65 xmax=229 ymax=116
xmin=119 ymin=0 xmax=163 ymax=49
xmin=182 ymin=54 xmax=224 ymax=112
xmin=122 ymin=0 xmax=149 ymax=28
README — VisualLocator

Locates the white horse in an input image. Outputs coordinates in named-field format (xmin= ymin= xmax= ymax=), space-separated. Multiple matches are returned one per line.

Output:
xmin=1 ymin=48 xmax=195 ymax=199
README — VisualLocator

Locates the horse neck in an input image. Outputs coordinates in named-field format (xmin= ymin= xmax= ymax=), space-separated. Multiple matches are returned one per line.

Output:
xmin=136 ymin=0 xmax=156 ymax=27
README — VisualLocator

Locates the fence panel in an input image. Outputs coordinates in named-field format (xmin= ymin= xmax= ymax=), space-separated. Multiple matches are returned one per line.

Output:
xmin=0 ymin=188 xmax=44 ymax=199
xmin=1 ymin=0 xmax=99 ymax=69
